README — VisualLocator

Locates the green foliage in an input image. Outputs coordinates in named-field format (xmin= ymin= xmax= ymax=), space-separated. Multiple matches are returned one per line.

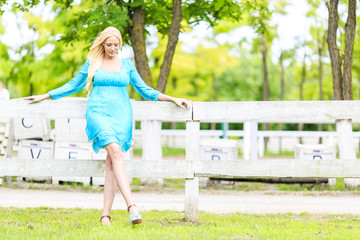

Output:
xmin=0 ymin=0 xmax=358 ymax=110
xmin=183 ymin=0 xmax=242 ymax=27
xmin=59 ymin=1 xmax=131 ymax=46
xmin=216 ymin=58 xmax=263 ymax=101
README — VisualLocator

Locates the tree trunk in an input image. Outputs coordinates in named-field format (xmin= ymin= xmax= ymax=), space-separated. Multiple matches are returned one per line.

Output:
xmin=6 ymin=65 xmax=15 ymax=89
xmin=359 ymin=76 xmax=360 ymax=151
xmin=327 ymin=0 xmax=357 ymax=187
xmin=29 ymin=83 xmax=33 ymax=96
xmin=210 ymin=73 xmax=217 ymax=130
xmin=157 ymin=0 xmax=182 ymax=93
xmin=343 ymin=0 xmax=356 ymax=100
xmin=298 ymin=52 xmax=306 ymax=144
xmin=279 ymin=51 xmax=285 ymax=152
xmin=261 ymin=39 xmax=269 ymax=149
xmin=318 ymin=46 xmax=324 ymax=144
xmin=279 ymin=52 xmax=285 ymax=101
xmin=318 ymin=48 xmax=324 ymax=101
xmin=128 ymin=0 xmax=154 ymax=88
xmin=326 ymin=0 xmax=343 ymax=100
xmin=261 ymin=44 xmax=269 ymax=102
xmin=300 ymin=53 xmax=306 ymax=101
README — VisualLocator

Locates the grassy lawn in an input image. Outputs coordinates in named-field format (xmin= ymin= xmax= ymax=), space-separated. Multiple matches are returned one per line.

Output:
xmin=1 ymin=207 xmax=360 ymax=240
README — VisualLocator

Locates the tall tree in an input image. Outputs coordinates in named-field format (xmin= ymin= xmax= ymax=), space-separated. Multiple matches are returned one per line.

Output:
xmin=326 ymin=0 xmax=357 ymax=186
xmin=2 ymin=0 xmax=248 ymax=93
xmin=326 ymin=0 xmax=357 ymax=101
xmin=51 ymin=0 xmax=244 ymax=93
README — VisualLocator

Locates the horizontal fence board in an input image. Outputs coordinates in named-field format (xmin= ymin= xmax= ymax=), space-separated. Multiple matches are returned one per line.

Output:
xmin=0 ymin=158 xmax=194 ymax=178
xmin=1 ymin=98 xmax=88 ymax=119
xmin=132 ymin=101 xmax=192 ymax=121
xmin=0 ymin=98 xmax=191 ymax=121
xmin=195 ymin=159 xmax=360 ymax=178
xmin=4 ymin=158 xmax=360 ymax=178
xmin=127 ymin=159 xmax=194 ymax=178
xmin=193 ymin=101 xmax=360 ymax=122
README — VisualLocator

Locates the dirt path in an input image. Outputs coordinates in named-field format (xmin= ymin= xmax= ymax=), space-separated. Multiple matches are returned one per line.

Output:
xmin=2 ymin=188 xmax=360 ymax=214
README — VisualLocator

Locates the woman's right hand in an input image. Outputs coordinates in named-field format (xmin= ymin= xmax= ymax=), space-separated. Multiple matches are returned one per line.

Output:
xmin=24 ymin=93 xmax=51 ymax=104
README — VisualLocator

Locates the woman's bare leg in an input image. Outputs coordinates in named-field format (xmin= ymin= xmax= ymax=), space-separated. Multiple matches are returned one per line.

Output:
xmin=101 ymin=153 xmax=117 ymax=225
xmin=104 ymin=143 xmax=140 ymax=221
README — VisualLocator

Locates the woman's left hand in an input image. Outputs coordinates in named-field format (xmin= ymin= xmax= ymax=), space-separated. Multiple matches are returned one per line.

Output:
xmin=172 ymin=97 xmax=192 ymax=110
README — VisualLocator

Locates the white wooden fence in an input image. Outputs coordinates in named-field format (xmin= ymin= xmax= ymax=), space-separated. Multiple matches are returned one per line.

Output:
xmin=1 ymin=98 xmax=360 ymax=222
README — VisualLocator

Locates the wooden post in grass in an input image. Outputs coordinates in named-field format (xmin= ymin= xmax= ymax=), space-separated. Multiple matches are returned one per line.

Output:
xmin=5 ymin=118 xmax=14 ymax=184
xmin=336 ymin=119 xmax=358 ymax=187
xmin=185 ymin=120 xmax=199 ymax=222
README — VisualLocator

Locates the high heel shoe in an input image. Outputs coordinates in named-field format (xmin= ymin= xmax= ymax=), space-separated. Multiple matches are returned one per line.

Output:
xmin=128 ymin=204 xmax=142 ymax=225
xmin=100 ymin=215 xmax=111 ymax=226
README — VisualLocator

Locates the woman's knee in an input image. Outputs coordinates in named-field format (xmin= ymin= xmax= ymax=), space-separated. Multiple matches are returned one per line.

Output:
xmin=105 ymin=155 xmax=113 ymax=170
xmin=105 ymin=143 xmax=124 ymax=160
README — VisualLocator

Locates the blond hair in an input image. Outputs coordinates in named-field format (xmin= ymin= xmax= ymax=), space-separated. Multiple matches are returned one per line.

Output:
xmin=84 ymin=26 xmax=123 ymax=96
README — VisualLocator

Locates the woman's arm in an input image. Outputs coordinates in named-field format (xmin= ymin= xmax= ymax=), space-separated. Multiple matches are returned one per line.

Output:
xmin=157 ymin=93 xmax=192 ymax=110
xmin=24 ymin=93 xmax=51 ymax=104
xmin=127 ymin=59 xmax=191 ymax=109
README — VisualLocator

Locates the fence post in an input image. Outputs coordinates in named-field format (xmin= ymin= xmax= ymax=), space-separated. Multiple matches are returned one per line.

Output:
xmin=5 ymin=118 xmax=14 ymax=184
xmin=141 ymin=120 xmax=163 ymax=185
xmin=336 ymin=119 xmax=358 ymax=186
xmin=243 ymin=121 xmax=258 ymax=160
xmin=185 ymin=120 xmax=199 ymax=222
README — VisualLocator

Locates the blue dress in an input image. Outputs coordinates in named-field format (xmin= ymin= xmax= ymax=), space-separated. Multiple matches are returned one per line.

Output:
xmin=48 ymin=58 xmax=160 ymax=153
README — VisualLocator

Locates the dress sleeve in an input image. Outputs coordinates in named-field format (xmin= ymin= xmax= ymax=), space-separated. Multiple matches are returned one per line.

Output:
xmin=127 ymin=59 xmax=160 ymax=101
xmin=48 ymin=59 xmax=90 ymax=100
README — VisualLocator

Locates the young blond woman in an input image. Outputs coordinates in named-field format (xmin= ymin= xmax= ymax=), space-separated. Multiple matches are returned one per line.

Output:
xmin=25 ymin=26 xmax=191 ymax=226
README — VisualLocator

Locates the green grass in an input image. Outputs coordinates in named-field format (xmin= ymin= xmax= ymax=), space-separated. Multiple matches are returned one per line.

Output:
xmin=134 ymin=147 xmax=186 ymax=156
xmin=263 ymin=150 xmax=295 ymax=157
xmin=131 ymin=178 xmax=185 ymax=189
xmin=1 ymin=207 xmax=360 ymax=239
xmin=276 ymin=178 xmax=360 ymax=192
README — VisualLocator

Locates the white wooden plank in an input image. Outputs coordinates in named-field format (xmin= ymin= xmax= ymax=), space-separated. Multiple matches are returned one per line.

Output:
xmin=186 ymin=121 xmax=200 ymax=161
xmin=336 ymin=119 xmax=359 ymax=187
xmin=193 ymin=101 xmax=360 ymax=122
xmin=337 ymin=120 xmax=356 ymax=160
xmin=0 ymin=159 xmax=194 ymax=178
xmin=5 ymin=118 xmax=14 ymax=158
xmin=195 ymin=159 xmax=360 ymax=178
xmin=141 ymin=120 xmax=163 ymax=185
xmin=1 ymin=98 xmax=88 ymax=119
xmin=0 ymin=98 xmax=192 ymax=121
xmin=134 ymin=129 xmax=360 ymax=138
xmin=185 ymin=178 xmax=199 ymax=222
xmin=132 ymin=101 xmax=192 ymax=121
xmin=185 ymin=121 xmax=199 ymax=222
xmin=243 ymin=121 xmax=258 ymax=160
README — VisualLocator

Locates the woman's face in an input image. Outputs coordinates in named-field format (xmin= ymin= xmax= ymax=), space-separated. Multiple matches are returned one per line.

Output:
xmin=103 ymin=36 xmax=120 ymax=58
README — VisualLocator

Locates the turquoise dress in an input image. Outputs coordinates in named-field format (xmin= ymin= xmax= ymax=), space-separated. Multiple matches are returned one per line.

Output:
xmin=48 ymin=58 xmax=160 ymax=153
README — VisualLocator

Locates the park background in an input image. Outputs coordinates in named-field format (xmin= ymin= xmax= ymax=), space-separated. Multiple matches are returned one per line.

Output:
xmin=1 ymin=0 xmax=359 ymax=136
xmin=2 ymin=0 xmax=360 ymax=239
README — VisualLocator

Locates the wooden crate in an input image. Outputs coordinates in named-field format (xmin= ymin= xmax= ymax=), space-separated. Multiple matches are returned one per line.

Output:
xmin=54 ymin=119 xmax=88 ymax=142
xmin=18 ymin=140 xmax=54 ymax=159
xmin=295 ymin=144 xmax=336 ymax=160
xmin=18 ymin=140 xmax=54 ymax=182
xmin=14 ymin=118 xmax=51 ymax=141
xmin=52 ymin=142 xmax=92 ymax=185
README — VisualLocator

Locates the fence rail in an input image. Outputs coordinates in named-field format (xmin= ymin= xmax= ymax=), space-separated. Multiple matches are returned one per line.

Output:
xmin=1 ymin=98 xmax=360 ymax=222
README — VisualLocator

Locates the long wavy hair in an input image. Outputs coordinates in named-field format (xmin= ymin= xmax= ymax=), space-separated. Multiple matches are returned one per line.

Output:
xmin=84 ymin=26 xmax=123 ymax=96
